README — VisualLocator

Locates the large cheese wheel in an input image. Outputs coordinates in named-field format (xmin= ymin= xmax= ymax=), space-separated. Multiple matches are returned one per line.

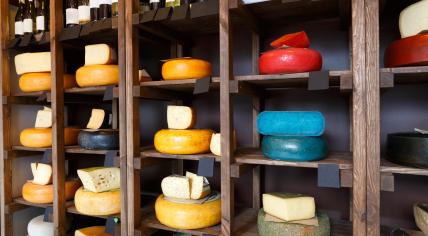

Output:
xmin=385 ymin=34 xmax=428 ymax=67
xmin=155 ymin=194 xmax=221 ymax=230
xmin=19 ymin=73 xmax=77 ymax=92
xmin=399 ymin=0 xmax=428 ymax=38
xmin=261 ymin=136 xmax=327 ymax=162
xmin=78 ymin=130 xmax=119 ymax=150
xmin=257 ymin=111 xmax=325 ymax=136
xmin=154 ymin=129 xmax=214 ymax=155
xmin=162 ymin=58 xmax=211 ymax=80
xmin=75 ymin=226 xmax=111 ymax=236
xmin=20 ymin=127 xmax=80 ymax=148
xmin=22 ymin=180 xmax=81 ymax=204
xmin=258 ymin=209 xmax=330 ymax=236
xmin=76 ymin=65 xmax=119 ymax=87
xmin=259 ymin=48 xmax=322 ymax=74
xmin=27 ymin=215 xmax=54 ymax=236
xmin=74 ymin=187 xmax=120 ymax=216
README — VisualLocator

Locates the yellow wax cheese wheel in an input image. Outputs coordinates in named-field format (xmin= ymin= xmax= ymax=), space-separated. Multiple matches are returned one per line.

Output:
xmin=19 ymin=73 xmax=77 ymax=92
xmin=155 ymin=194 xmax=221 ymax=230
xmin=76 ymin=65 xmax=119 ymax=87
xmin=22 ymin=180 xmax=81 ymax=204
xmin=74 ymin=187 xmax=120 ymax=216
xmin=75 ymin=226 xmax=111 ymax=236
xmin=154 ymin=129 xmax=214 ymax=155
xmin=162 ymin=58 xmax=212 ymax=80
xmin=20 ymin=127 xmax=80 ymax=148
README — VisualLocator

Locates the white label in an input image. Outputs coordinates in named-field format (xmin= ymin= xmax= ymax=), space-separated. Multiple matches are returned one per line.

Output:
xmin=90 ymin=0 xmax=99 ymax=8
xmin=36 ymin=16 xmax=45 ymax=31
xmin=150 ymin=0 xmax=159 ymax=3
xmin=78 ymin=6 xmax=91 ymax=22
xmin=15 ymin=21 xmax=23 ymax=35
xmin=66 ymin=8 xmax=79 ymax=25
xmin=23 ymin=19 xmax=33 ymax=33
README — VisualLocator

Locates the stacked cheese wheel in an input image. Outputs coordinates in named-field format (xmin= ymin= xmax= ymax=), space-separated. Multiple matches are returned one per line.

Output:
xmin=162 ymin=58 xmax=212 ymax=80
xmin=75 ymin=167 xmax=121 ymax=216
xmin=15 ymin=52 xmax=77 ymax=92
xmin=78 ymin=109 xmax=119 ymax=150
xmin=75 ymin=226 xmax=111 ymax=236
xmin=156 ymin=172 xmax=221 ymax=229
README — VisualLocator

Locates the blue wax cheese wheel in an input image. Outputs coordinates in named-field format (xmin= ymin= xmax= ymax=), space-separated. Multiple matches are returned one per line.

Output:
xmin=262 ymin=136 xmax=327 ymax=162
xmin=257 ymin=111 xmax=325 ymax=136
xmin=78 ymin=129 xmax=119 ymax=150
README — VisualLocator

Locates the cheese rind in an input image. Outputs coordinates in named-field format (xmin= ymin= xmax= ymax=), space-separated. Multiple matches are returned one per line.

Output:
xmin=22 ymin=180 xmax=81 ymax=204
xmin=35 ymin=107 xmax=52 ymax=128
xmin=19 ymin=73 xmax=76 ymax=92
xmin=399 ymin=0 xmax=428 ymax=38
xmin=15 ymin=52 xmax=51 ymax=75
xmin=85 ymin=44 xmax=117 ymax=66
xmin=162 ymin=58 xmax=212 ymax=80
xmin=161 ymin=175 xmax=191 ymax=199
xmin=154 ymin=129 xmax=214 ymax=155
xmin=167 ymin=106 xmax=196 ymax=129
xmin=74 ymin=187 xmax=121 ymax=216
xmin=75 ymin=226 xmax=110 ymax=236
xmin=77 ymin=167 xmax=120 ymax=193
xmin=186 ymin=172 xmax=211 ymax=200
xmin=20 ymin=127 xmax=80 ymax=148
xmin=262 ymin=193 xmax=315 ymax=222
xmin=76 ymin=65 xmax=119 ymax=87
xmin=31 ymin=163 xmax=52 ymax=185
xmin=27 ymin=215 xmax=54 ymax=236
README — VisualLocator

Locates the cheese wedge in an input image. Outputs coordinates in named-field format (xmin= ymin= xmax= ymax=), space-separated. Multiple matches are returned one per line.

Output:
xmin=87 ymin=109 xmax=109 ymax=130
xmin=15 ymin=52 xmax=51 ymax=75
xmin=161 ymin=175 xmax=191 ymax=199
xmin=75 ymin=226 xmax=110 ymax=236
xmin=210 ymin=132 xmax=236 ymax=156
xmin=186 ymin=172 xmax=211 ymax=200
xmin=31 ymin=163 xmax=52 ymax=185
xmin=399 ymin=0 xmax=428 ymax=38
xmin=139 ymin=69 xmax=152 ymax=82
xmin=85 ymin=44 xmax=117 ymax=66
xmin=167 ymin=106 xmax=196 ymax=130
xmin=35 ymin=107 xmax=52 ymax=128
xmin=262 ymin=193 xmax=315 ymax=222
xmin=77 ymin=167 xmax=120 ymax=193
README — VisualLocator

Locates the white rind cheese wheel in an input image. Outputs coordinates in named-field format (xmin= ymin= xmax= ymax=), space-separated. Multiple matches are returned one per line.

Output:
xmin=85 ymin=44 xmax=117 ymax=66
xmin=15 ymin=52 xmax=51 ymax=75
xmin=167 ymin=106 xmax=196 ymax=130
xmin=262 ymin=193 xmax=315 ymax=222
xmin=399 ymin=0 xmax=428 ymax=38
xmin=74 ymin=187 xmax=120 ymax=216
xmin=27 ymin=215 xmax=54 ymax=236
xmin=77 ymin=167 xmax=120 ymax=193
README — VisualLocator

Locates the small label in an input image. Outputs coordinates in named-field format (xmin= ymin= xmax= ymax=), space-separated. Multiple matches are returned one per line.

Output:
xmin=23 ymin=19 xmax=33 ymax=33
xmin=105 ymin=217 xmax=120 ymax=235
xmin=36 ymin=16 xmax=45 ymax=31
xmin=109 ymin=114 xmax=113 ymax=126
xmin=66 ymin=8 xmax=79 ymax=25
xmin=104 ymin=150 xmax=119 ymax=167
xmin=197 ymin=157 xmax=215 ymax=177
xmin=43 ymin=207 xmax=53 ymax=222
xmin=193 ymin=77 xmax=211 ymax=95
xmin=15 ymin=21 xmax=23 ymax=35
xmin=318 ymin=164 xmax=340 ymax=188
xmin=78 ymin=6 xmax=91 ymax=22
xmin=103 ymin=86 xmax=114 ymax=101
xmin=308 ymin=70 xmax=329 ymax=91
xmin=41 ymin=149 xmax=52 ymax=164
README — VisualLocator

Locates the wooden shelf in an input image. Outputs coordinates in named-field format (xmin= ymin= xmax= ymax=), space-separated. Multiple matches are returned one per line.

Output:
xmin=59 ymin=18 xmax=118 ymax=44
xmin=7 ymin=32 xmax=50 ymax=49
xmin=141 ymin=148 xmax=220 ymax=162
xmin=381 ymin=159 xmax=428 ymax=176
xmin=13 ymin=197 xmax=74 ymax=209
xmin=381 ymin=66 xmax=428 ymax=85
xmin=66 ymin=205 xmax=120 ymax=219
xmin=12 ymin=145 xmax=115 ymax=155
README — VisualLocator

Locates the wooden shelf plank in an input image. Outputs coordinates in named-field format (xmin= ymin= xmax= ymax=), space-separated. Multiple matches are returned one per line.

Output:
xmin=66 ymin=205 xmax=120 ymax=219
xmin=12 ymin=145 xmax=114 ymax=155
xmin=141 ymin=148 xmax=220 ymax=162
xmin=381 ymin=159 xmax=428 ymax=176
xmin=381 ymin=66 xmax=428 ymax=85
xmin=14 ymin=197 xmax=74 ymax=209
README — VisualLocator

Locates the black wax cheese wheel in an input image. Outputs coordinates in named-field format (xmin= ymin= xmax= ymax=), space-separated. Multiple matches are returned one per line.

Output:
xmin=78 ymin=130 xmax=119 ymax=150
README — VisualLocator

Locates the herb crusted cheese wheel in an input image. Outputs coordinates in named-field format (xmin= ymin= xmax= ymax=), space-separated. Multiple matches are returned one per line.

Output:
xmin=154 ymin=129 xmax=214 ymax=155
xmin=76 ymin=65 xmax=119 ymax=87
xmin=77 ymin=167 xmax=120 ymax=193
xmin=19 ymin=73 xmax=76 ymax=92
xmin=75 ymin=226 xmax=111 ymax=236
xmin=167 ymin=105 xmax=196 ymax=129
xmin=262 ymin=193 xmax=315 ymax=222
xmin=74 ymin=187 xmax=120 ymax=216
xmin=15 ymin=52 xmax=51 ymax=75
xmin=85 ymin=44 xmax=117 ymax=66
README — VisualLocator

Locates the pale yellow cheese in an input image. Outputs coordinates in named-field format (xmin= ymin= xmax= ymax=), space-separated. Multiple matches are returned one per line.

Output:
xmin=399 ymin=0 xmax=428 ymax=38
xmin=139 ymin=69 xmax=152 ymax=82
xmin=85 ymin=44 xmax=117 ymax=66
xmin=75 ymin=226 xmax=109 ymax=236
xmin=15 ymin=52 xmax=51 ymax=75
xmin=35 ymin=107 xmax=52 ymax=128
xmin=161 ymin=175 xmax=191 ymax=199
xmin=262 ymin=193 xmax=315 ymax=222
xmin=77 ymin=167 xmax=120 ymax=193
xmin=210 ymin=132 xmax=236 ymax=156
xmin=167 ymin=105 xmax=196 ymax=130
xmin=86 ymin=109 xmax=106 ymax=130
xmin=186 ymin=171 xmax=211 ymax=200
xmin=31 ymin=163 xmax=52 ymax=185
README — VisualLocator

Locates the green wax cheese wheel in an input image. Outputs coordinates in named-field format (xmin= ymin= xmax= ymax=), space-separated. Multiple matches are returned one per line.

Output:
xmin=257 ymin=209 xmax=330 ymax=236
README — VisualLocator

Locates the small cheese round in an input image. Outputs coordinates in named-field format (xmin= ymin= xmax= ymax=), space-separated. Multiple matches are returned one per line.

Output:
xmin=27 ymin=215 xmax=54 ymax=236
xmin=259 ymin=48 xmax=322 ymax=74
xmin=76 ymin=65 xmax=119 ymax=87
xmin=162 ymin=58 xmax=211 ymax=80
xmin=75 ymin=226 xmax=110 ymax=236
xmin=22 ymin=180 xmax=81 ymax=204
xmin=154 ymin=129 xmax=214 ymax=155
xmin=74 ymin=187 xmax=120 ymax=216
xmin=78 ymin=130 xmax=119 ymax=150
xmin=19 ymin=73 xmax=76 ymax=92
xmin=20 ymin=127 xmax=80 ymax=148
xmin=155 ymin=194 xmax=221 ymax=230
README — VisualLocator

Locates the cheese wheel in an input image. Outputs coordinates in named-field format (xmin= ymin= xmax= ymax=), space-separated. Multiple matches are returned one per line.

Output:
xmin=399 ymin=0 xmax=428 ymax=38
xmin=384 ymin=33 xmax=428 ymax=67
xmin=259 ymin=48 xmax=322 ymax=74
xmin=74 ymin=187 xmax=120 ymax=216
xmin=22 ymin=180 xmax=81 ymax=204
xmin=20 ymin=127 xmax=80 ymax=148
xmin=15 ymin=52 xmax=51 ymax=75
xmin=78 ymin=130 xmax=119 ymax=150
xmin=19 ymin=73 xmax=77 ymax=92
xmin=162 ymin=58 xmax=211 ymax=80
xmin=27 ymin=215 xmax=54 ymax=236
xmin=155 ymin=194 xmax=221 ymax=230
xmin=154 ymin=129 xmax=214 ymax=155
xmin=75 ymin=226 xmax=111 ymax=236
xmin=76 ymin=65 xmax=119 ymax=87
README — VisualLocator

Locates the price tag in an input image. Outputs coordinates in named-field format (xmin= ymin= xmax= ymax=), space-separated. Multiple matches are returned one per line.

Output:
xmin=59 ymin=25 xmax=81 ymax=41
xmin=193 ymin=77 xmax=211 ymax=95
xmin=19 ymin=33 xmax=32 ymax=47
xmin=154 ymin=7 xmax=172 ymax=21
xmin=197 ymin=157 xmax=215 ymax=177
xmin=103 ymin=86 xmax=115 ymax=101
xmin=8 ymin=38 xmax=21 ymax=48
xmin=141 ymin=10 xmax=157 ymax=23
xmin=317 ymin=164 xmax=340 ymax=188
xmin=190 ymin=0 xmax=219 ymax=18
xmin=105 ymin=216 xmax=120 ymax=235
xmin=104 ymin=150 xmax=119 ymax=167
xmin=80 ymin=22 xmax=94 ymax=36
xmin=43 ymin=206 xmax=53 ymax=222
xmin=36 ymin=92 xmax=48 ymax=102
xmin=41 ymin=149 xmax=52 ymax=164
xmin=171 ymin=4 xmax=189 ymax=21
xmin=308 ymin=70 xmax=329 ymax=91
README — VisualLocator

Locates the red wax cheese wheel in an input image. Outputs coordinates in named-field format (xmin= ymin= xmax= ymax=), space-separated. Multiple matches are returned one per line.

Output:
xmin=385 ymin=34 xmax=428 ymax=67
xmin=259 ymin=48 xmax=322 ymax=74
xmin=20 ymin=127 xmax=80 ymax=148
xmin=270 ymin=31 xmax=310 ymax=48
xmin=22 ymin=180 xmax=81 ymax=204
xmin=19 ymin=73 xmax=76 ymax=92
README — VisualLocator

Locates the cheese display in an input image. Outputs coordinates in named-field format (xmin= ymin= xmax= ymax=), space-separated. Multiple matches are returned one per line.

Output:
xmin=155 ymin=193 xmax=221 ymax=230
xmin=31 ymin=163 xmax=52 ymax=185
xmin=35 ymin=107 xmax=52 ymax=128
xmin=259 ymin=48 xmax=322 ymax=74
xmin=85 ymin=44 xmax=117 ymax=66
xmin=22 ymin=180 xmax=81 ymax=204
xmin=20 ymin=127 xmax=80 ymax=148
xmin=162 ymin=58 xmax=212 ymax=80
xmin=210 ymin=132 xmax=237 ymax=156
xmin=167 ymin=105 xmax=196 ymax=130
xmin=19 ymin=73 xmax=76 ymax=92
xmin=414 ymin=204 xmax=428 ymax=235
xmin=258 ymin=209 xmax=330 ymax=236
xmin=74 ymin=187 xmax=121 ymax=216
xmin=262 ymin=136 xmax=327 ymax=161
xmin=75 ymin=226 xmax=111 ymax=236
xmin=257 ymin=111 xmax=325 ymax=136
xmin=77 ymin=167 xmax=120 ymax=193
xmin=263 ymin=193 xmax=315 ymax=221
xmin=384 ymin=33 xmax=428 ymax=67
xmin=270 ymin=31 xmax=310 ymax=48
xmin=76 ymin=65 xmax=119 ymax=87
xmin=387 ymin=132 xmax=428 ymax=168
xmin=154 ymin=129 xmax=214 ymax=155
xmin=15 ymin=52 xmax=51 ymax=75
xmin=78 ymin=130 xmax=119 ymax=150
xmin=27 ymin=215 xmax=54 ymax=236
xmin=86 ymin=109 xmax=111 ymax=130
xmin=186 ymin=172 xmax=211 ymax=200
xmin=399 ymin=0 xmax=428 ymax=38
xmin=161 ymin=175 xmax=191 ymax=199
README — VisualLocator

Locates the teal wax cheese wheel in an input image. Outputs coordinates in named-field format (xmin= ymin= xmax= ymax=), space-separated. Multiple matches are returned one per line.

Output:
xmin=257 ymin=111 xmax=325 ymax=136
xmin=78 ymin=130 xmax=119 ymax=150
xmin=262 ymin=136 xmax=327 ymax=161
xmin=258 ymin=209 xmax=330 ymax=236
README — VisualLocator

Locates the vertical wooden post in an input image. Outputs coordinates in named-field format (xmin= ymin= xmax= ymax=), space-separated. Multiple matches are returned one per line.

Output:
xmin=0 ymin=1 xmax=12 ymax=235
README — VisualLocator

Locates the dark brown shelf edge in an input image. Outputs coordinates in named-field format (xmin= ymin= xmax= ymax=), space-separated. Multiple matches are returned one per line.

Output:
xmin=7 ymin=32 xmax=50 ymax=49
xmin=11 ymin=85 xmax=118 ymax=97
xmin=13 ymin=197 xmax=74 ymax=210
xmin=59 ymin=17 xmax=118 ymax=42
xmin=11 ymin=145 xmax=112 ymax=155
xmin=381 ymin=159 xmax=428 ymax=176
xmin=140 ymin=148 xmax=221 ymax=162
xmin=66 ymin=205 xmax=119 ymax=219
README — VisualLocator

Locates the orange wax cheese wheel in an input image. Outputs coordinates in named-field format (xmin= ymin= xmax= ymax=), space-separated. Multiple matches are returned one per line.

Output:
xmin=162 ymin=58 xmax=211 ymax=80
xmin=75 ymin=226 xmax=111 ymax=236
xmin=22 ymin=180 xmax=81 ymax=204
xmin=74 ymin=187 xmax=120 ymax=216
xmin=155 ymin=194 xmax=221 ymax=230
xmin=20 ymin=127 xmax=80 ymax=148
xmin=19 ymin=73 xmax=76 ymax=92
xmin=154 ymin=129 xmax=214 ymax=155
xmin=76 ymin=65 xmax=119 ymax=87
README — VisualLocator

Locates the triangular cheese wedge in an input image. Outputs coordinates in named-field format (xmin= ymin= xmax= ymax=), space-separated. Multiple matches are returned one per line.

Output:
xmin=35 ymin=106 xmax=52 ymax=128
xmin=77 ymin=167 xmax=120 ymax=193
xmin=31 ymin=163 xmax=53 ymax=185
xmin=186 ymin=171 xmax=211 ymax=200
xmin=86 ymin=109 xmax=106 ymax=130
